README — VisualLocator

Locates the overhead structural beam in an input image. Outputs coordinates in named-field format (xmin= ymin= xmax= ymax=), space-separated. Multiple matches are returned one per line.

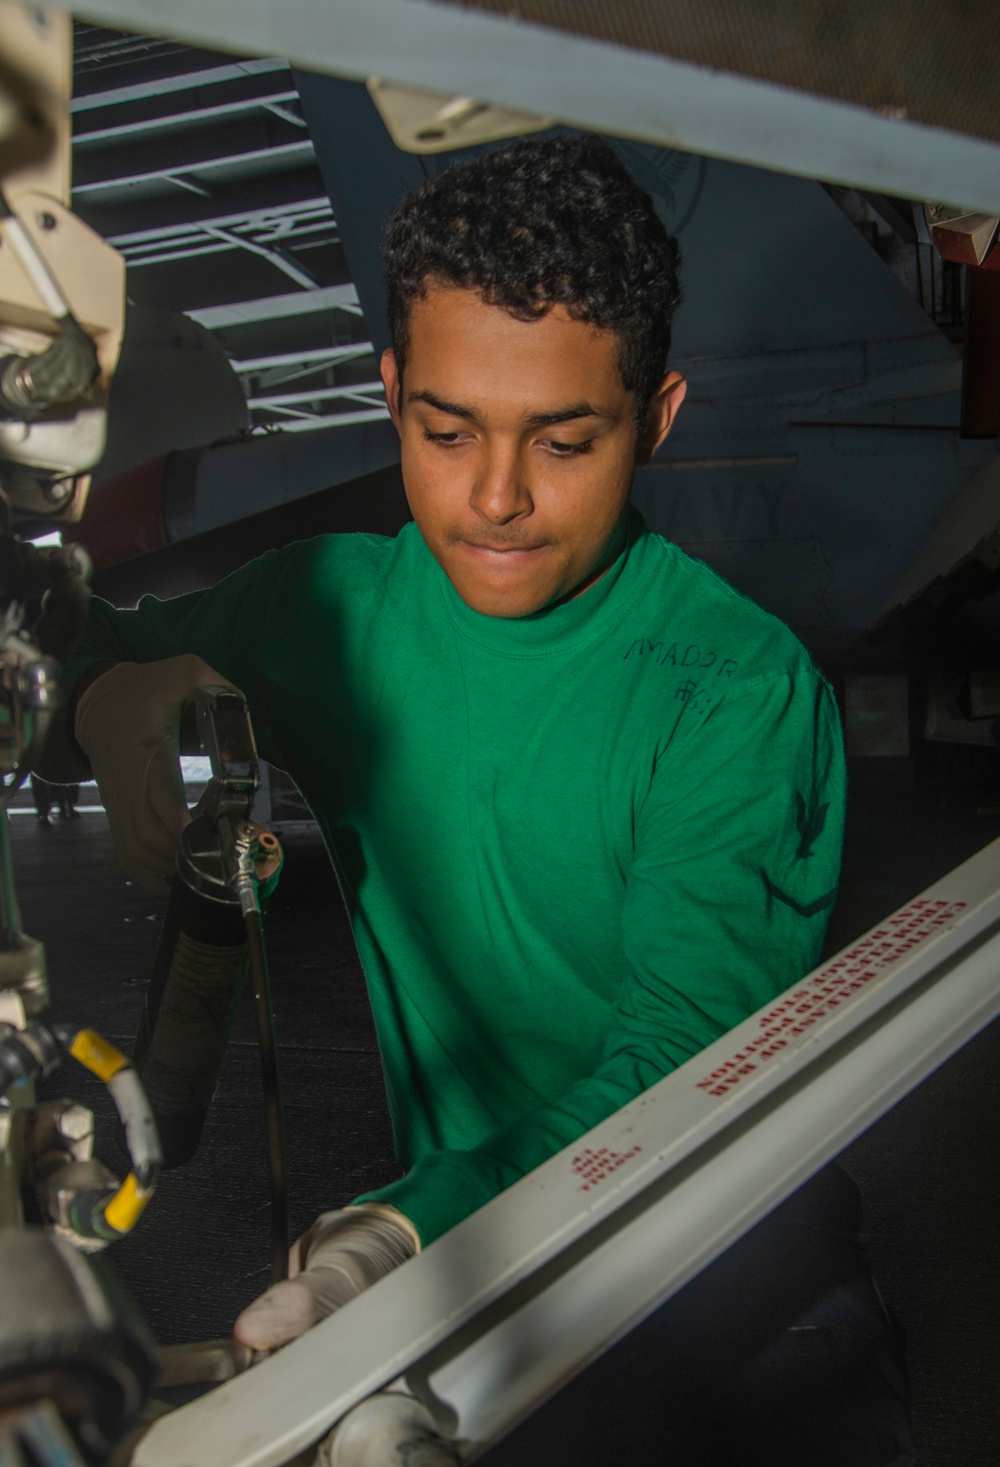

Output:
xmin=234 ymin=345 xmax=376 ymax=396
xmin=68 ymin=0 xmax=1000 ymax=211
xmin=201 ymin=222 xmax=321 ymax=289
xmin=71 ymin=138 xmax=315 ymax=197
xmin=253 ymin=407 xmax=391 ymax=432
xmin=247 ymin=379 xmax=385 ymax=409
xmin=70 ymin=55 xmax=290 ymax=112
xmin=134 ymin=835 xmax=1000 ymax=1467
xmin=76 ymin=166 xmax=331 ymax=241
xmin=106 ymin=197 xmax=333 ymax=250
xmin=115 ymin=224 xmax=337 ymax=270
xmin=186 ymin=282 xmax=362 ymax=328
xmin=263 ymin=102 xmax=308 ymax=130
xmin=163 ymin=173 xmax=214 ymax=198
xmin=232 ymin=341 xmax=374 ymax=371
xmin=72 ymin=86 xmax=302 ymax=146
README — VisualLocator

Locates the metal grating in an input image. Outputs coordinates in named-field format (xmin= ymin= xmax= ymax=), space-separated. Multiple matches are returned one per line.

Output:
xmin=441 ymin=0 xmax=1000 ymax=147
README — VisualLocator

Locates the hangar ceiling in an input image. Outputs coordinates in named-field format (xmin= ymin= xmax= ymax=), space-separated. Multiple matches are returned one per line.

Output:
xmin=71 ymin=23 xmax=387 ymax=434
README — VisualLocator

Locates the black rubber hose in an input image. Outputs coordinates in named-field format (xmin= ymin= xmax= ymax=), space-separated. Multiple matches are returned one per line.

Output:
xmin=245 ymin=907 xmax=289 ymax=1284
xmin=131 ymin=879 xmax=248 ymax=1169
xmin=0 ymin=317 xmax=99 ymax=418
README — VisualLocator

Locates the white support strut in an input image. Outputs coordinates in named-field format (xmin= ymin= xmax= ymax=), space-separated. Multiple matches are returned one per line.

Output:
xmin=134 ymin=835 xmax=1000 ymax=1466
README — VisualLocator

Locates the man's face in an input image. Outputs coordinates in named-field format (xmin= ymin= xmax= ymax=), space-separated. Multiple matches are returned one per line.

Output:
xmin=381 ymin=285 xmax=686 ymax=618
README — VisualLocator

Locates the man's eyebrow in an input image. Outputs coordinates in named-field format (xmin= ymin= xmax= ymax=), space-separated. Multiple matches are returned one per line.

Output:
xmin=522 ymin=402 xmax=602 ymax=428
xmin=410 ymin=391 xmax=605 ymax=429
xmin=409 ymin=390 xmax=481 ymax=422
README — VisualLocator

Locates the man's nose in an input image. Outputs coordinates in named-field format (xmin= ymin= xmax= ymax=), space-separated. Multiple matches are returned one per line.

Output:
xmin=468 ymin=445 xmax=533 ymax=524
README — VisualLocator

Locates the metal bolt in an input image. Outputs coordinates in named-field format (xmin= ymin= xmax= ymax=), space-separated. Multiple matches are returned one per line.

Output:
xmin=36 ymin=211 xmax=56 ymax=231
xmin=57 ymin=1104 xmax=93 ymax=1142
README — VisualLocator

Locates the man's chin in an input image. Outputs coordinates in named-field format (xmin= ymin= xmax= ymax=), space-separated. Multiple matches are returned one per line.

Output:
xmin=436 ymin=545 xmax=561 ymax=619
xmin=452 ymin=583 xmax=553 ymax=619
xmin=443 ymin=566 xmax=556 ymax=619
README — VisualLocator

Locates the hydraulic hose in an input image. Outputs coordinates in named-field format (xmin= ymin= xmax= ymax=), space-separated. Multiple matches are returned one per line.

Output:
xmin=131 ymin=817 xmax=288 ymax=1279
xmin=130 ymin=686 xmax=289 ymax=1281
xmin=131 ymin=872 xmax=251 ymax=1169
xmin=0 ymin=1019 xmax=162 ymax=1242
xmin=61 ymin=1027 xmax=162 ymax=1241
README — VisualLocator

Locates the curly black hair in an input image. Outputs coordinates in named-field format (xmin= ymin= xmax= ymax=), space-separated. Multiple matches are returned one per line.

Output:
xmin=382 ymin=134 xmax=682 ymax=426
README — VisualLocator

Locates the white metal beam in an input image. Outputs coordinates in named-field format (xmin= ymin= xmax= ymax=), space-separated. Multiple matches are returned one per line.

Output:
xmin=201 ymin=222 xmax=320 ymax=289
xmin=72 ymin=88 xmax=302 ymax=145
xmin=163 ymin=173 xmax=213 ymax=198
xmin=70 ymin=57 xmax=290 ymax=113
xmin=254 ymin=407 xmax=389 ymax=431
xmin=186 ymin=283 xmax=361 ymax=328
xmin=247 ymin=379 xmax=384 ymax=409
xmin=106 ymin=199 xmax=333 ymax=250
xmin=67 ymin=0 xmax=1000 ymax=212
xmin=133 ymin=834 xmax=1000 ymax=1467
xmin=263 ymin=102 xmax=308 ymax=130
xmin=71 ymin=139 xmax=315 ymax=197
xmin=231 ymin=342 xmax=373 ymax=372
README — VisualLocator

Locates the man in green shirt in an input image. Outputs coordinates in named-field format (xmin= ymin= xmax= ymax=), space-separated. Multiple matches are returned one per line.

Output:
xmin=59 ymin=137 xmax=912 ymax=1462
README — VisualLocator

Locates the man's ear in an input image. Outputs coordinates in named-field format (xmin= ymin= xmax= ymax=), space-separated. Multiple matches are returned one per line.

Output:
xmin=381 ymin=348 xmax=403 ymax=430
xmin=636 ymin=371 xmax=687 ymax=466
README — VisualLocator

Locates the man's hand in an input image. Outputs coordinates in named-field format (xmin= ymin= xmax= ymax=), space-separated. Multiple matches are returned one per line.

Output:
xmin=233 ymin=1205 xmax=419 ymax=1350
xmin=74 ymin=655 xmax=236 ymax=898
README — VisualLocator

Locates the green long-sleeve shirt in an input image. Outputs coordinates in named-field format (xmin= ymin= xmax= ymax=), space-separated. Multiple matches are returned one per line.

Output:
xmin=69 ymin=510 xmax=844 ymax=1245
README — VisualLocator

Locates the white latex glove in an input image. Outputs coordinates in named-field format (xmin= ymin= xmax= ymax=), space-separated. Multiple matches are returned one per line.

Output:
xmin=74 ymin=655 xmax=237 ymax=898
xmin=233 ymin=1205 xmax=420 ymax=1350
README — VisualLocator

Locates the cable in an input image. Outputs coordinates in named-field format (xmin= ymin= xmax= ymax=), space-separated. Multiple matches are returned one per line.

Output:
xmin=0 ymin=1020 xmax=162 ymax=1243
xmin=245 ymin=908 xmax=289 ymax=1284
xmin=57 ymin=1026 xmax=162 ymax=1240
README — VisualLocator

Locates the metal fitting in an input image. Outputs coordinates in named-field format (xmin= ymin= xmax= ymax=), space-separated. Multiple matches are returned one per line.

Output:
xmin=0 ymin=354 xmax=40 ymax=416
xmin=0 ymin=937 xmax=48 ymax=1015
xmin=57 ymin=1103 xmax=93 ymax=1144
xmin=42 ymin=1156 xmax=119 ymax=1252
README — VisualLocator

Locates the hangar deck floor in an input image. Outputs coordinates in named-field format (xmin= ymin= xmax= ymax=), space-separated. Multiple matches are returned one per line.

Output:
xmin=14 ymin=757 xmax=1000 ymax=1465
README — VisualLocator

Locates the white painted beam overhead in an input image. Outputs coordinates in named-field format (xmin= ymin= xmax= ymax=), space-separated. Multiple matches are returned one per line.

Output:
xmin=254 ymin=406 xmax=389 ymax=431
xmin=72 ymin=86 xmax=302 ymax=145
xmin=68 ymin=0 xmax=1000 ymax=211
xmin=70 ymin=55 xmax=290 ymax=112
xmin=246 ymin=378 xmax=384 ymax=409
xmin=186 ymin=282 xmax=361 ymax=327
xmin=71 ymin=139 xmax=315 ymax=197
xmin=106 ymin=198 xmax=333 ymax=250
xmin=232 ymin=341 xmax=373 ymax=371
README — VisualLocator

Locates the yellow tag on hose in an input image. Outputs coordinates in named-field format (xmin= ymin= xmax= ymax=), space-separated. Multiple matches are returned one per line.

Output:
xmin=103 ymin=1172 xmax=151 ymax=1234
xmin=70 ymin=1028 xmax=128 ymax=1082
